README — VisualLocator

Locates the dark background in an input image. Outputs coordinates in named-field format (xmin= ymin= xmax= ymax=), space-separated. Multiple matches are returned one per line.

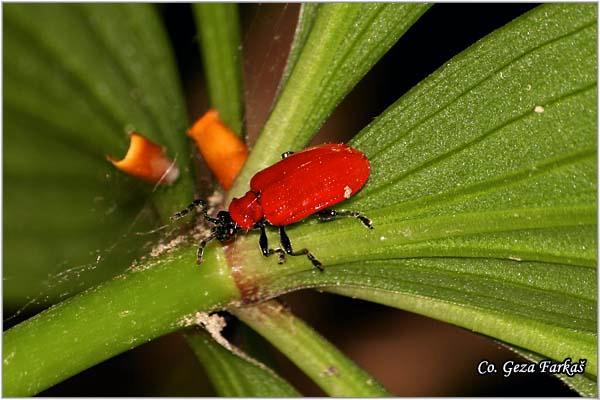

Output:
xmin=15 ymin=3 xmax=577 ymax=396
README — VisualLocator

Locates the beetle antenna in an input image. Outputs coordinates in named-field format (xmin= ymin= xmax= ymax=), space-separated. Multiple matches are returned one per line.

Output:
xmin=171 ymin=199 xmax=219 ymax=224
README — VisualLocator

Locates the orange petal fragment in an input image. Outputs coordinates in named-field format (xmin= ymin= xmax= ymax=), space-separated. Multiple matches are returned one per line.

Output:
xmin=108 ymin=132 xmax=179 ymax=185
xmin=187 ymin=109 xmax=248 ymax=190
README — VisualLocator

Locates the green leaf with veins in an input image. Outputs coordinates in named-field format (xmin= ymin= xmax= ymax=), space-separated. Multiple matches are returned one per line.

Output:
xmin=3 ymin=4 xmax=193 ymax=307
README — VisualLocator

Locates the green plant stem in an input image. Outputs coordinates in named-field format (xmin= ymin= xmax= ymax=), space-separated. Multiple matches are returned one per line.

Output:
xmin=234 ymin=300 xmax=389 ymax=397
xmin=3 ymin=245 xmax=239 ymax=397
xmin=194 ymin=3 xmax=244 ymax=135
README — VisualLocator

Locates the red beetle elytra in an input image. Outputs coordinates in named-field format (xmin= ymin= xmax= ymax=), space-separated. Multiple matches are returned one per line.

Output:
xmin=173 ymin=143 xmax=373 ymax=270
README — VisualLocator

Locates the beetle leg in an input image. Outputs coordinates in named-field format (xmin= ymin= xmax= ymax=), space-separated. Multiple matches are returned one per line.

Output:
xmin=197 ymin=232 xmax=217 ymax=265
xmin=259 ymin=224 xmax=286 ymax=264
xmin=316 ymin=209 xmax=373 ymax=229
xmin=281 ymin=151 xmax=294 ymax=159
xmin=278 ymin=226 xmax=323 ymax=271
xmin=171 ymin=199 xmax=219 ymax=224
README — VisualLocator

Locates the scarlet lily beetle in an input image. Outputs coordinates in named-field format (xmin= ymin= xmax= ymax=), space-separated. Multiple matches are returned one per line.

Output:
xmin=172 ymin=143 xmax=373 ymax=270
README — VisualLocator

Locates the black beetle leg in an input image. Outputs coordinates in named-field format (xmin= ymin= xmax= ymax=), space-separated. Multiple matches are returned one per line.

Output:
xmin=197 ymin=232 xmax=217 ymax=265
xmin=258 ymin=223 xmax=286 ymax=264
xmin=278 ymin=226 xmax=323 ymax=271
xmin=316 ymin=209 xmax=373 ymax=229
xmin=281 ymin=151 xmax=294 ymax=159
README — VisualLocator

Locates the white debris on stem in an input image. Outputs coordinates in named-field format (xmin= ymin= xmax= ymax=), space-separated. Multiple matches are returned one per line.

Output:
xmin=150 ymin=235 xmax=187 ymax=257
xmin=180 ymin=311 xmax=284 ymax=377
xmin=181 ymin=312 xmax=231 ymax=350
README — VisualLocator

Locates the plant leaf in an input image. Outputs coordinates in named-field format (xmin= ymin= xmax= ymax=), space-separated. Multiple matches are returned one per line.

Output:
xmin=506 ymin=344 xmax=597 ymax=397
xmin=230 ymin=2 xmax=597 ymax=378
xmin=185 ymin=329 xmax=300 ymax=397
xmin=230 ymin=3 xmax=430 ymax=199
xmin=193 ymin=3 xmax=244 ymax=135
xmin=3 ymin=4 xmax=194 ymax=306
xmin=275 ymin=3 xmax=319 ymax=96
xmin=234 ymin=300 xmax=389 ymax=397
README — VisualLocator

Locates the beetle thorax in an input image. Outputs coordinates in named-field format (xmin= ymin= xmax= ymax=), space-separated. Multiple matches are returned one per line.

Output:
xmin=228 ymin=191 xmax=264 ymax=230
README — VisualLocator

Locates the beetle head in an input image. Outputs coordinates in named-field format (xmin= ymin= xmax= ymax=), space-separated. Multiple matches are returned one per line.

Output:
xmin=212 ymin=211 xmax=239 ymax=242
